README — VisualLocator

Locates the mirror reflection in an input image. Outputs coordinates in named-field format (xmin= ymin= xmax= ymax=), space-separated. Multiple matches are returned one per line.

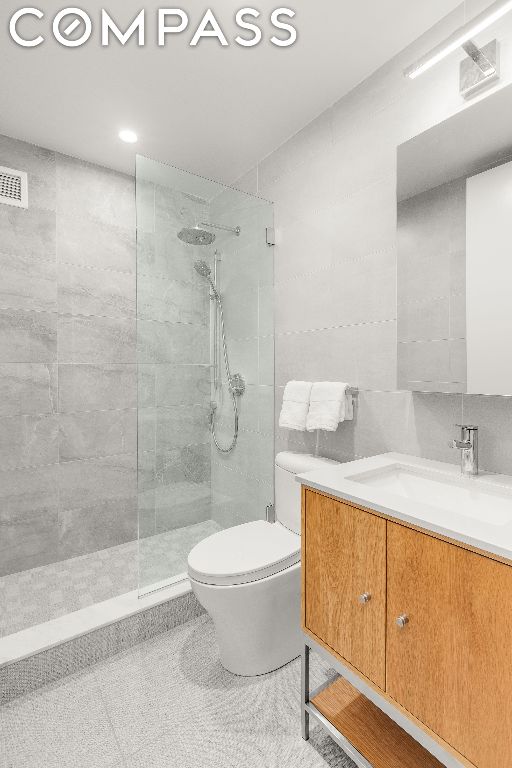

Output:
xmin=397 ymin=84 xmax=512 ymax=396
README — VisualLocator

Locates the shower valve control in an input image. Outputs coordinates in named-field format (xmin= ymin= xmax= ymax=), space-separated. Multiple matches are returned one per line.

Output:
xmin=229 ymin=373 xmax=246 ymax=397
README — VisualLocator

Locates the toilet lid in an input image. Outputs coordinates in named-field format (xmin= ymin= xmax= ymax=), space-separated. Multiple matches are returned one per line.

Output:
xmin=187 ymin=520 xmax=300 ymax=587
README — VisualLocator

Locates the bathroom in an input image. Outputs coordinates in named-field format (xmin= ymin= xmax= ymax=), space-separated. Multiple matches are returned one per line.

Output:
xmin=1 ymin=1 xmax=512 ymax=766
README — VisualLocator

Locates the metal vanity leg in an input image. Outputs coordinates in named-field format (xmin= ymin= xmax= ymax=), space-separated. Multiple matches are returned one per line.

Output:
xmin=301 ymin=643 xmax=310 ymax=741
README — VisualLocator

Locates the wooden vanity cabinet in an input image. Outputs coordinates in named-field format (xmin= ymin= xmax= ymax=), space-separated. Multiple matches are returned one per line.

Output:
xmin=302 ymin=488 xmax=512 ymax=768
xmin=387 ymin=522 xmax=512 ymax=768
xmin=303 ymin=489 xmax=387 ymax=689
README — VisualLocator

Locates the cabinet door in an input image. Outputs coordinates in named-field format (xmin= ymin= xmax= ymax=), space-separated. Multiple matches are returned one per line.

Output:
xmin=303 ymin=490 xmax=386 ymax=689
xmin=387 ymin=523 xmax=512 ymax=768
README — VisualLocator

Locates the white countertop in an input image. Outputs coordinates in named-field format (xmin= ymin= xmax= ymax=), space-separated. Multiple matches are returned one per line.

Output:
xmin=297 ymin=453 xmax=512 ymax=563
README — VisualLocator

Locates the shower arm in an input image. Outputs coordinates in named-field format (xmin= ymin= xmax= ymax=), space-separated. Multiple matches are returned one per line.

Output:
xmin=200 ymin=221 xmax=241 ymax=236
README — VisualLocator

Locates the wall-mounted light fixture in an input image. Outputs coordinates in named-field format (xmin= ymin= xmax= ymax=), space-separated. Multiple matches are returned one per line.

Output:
xmin=404 ymin=0 xmax=512 ymax=80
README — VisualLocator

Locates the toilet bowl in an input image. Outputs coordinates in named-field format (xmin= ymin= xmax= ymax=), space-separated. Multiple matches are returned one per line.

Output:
xmin=187 ymin=452 xmax=338 ymax=676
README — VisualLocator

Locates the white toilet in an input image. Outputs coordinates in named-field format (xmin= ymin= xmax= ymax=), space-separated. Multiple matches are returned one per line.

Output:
xmin=187 ymin=451 xmax=338 ymax=676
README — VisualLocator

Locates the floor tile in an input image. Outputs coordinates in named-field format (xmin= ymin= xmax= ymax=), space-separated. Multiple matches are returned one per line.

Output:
xmin=2 ymin=614 xmax=354 ymax=768
xmin=1 ymin=521 xmax=221 ymax=637
xmin=1 ymin=672 xmax=122 ymax=768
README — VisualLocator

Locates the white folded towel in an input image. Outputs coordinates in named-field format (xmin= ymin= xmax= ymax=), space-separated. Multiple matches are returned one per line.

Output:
xmin=279 ymin=381 xmax=313 ymax=432
xmin=306 ymin=382 xmax=353 ymax=432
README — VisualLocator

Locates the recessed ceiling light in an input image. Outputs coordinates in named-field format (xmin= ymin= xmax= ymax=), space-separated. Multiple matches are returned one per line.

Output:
xmin=119 ymin=129 xmax=138 ymax=144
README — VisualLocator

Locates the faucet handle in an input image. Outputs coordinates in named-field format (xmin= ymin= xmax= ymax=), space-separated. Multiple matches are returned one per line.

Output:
xmin=453 ymin=425 xmax=479 ymax=476
xmin=455 ymin=424 xmax=478 ymax=440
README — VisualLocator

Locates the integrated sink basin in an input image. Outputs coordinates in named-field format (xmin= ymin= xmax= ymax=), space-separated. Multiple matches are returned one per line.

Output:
xmin=297 ymin=453 xmax=512 ymax=562
xmin=346 ymin=464 xmax=512 ymax=527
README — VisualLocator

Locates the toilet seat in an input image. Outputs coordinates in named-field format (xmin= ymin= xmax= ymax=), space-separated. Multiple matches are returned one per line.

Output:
xmin=188 ymin=520 xmax=300 ymax=587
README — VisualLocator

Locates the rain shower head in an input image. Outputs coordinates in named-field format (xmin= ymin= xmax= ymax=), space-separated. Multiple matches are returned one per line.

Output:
xmin=193 ymin=260 xmax=212 ymax=278
xmin=177 ymin=226 xmax=216 ymax=246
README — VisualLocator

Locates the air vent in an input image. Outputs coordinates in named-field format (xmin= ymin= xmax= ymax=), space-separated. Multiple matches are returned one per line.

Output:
xmin=0 ymin=166 xmax=28 ymax=209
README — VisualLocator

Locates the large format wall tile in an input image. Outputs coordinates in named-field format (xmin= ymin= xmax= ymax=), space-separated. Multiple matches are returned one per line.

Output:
xmin=0 ymin=506 xmax=58 ymax=577
xmin=0 ymin=414 xmax=59 ymax=469
xmin=154 ymin=364 xmax=210 ymax=407
xmin=0 ymin=464 xmax=59 ymax=576
xmin=58 ymin=263 xmax=135 ymax=318
xmin=154 ymin=443 xmax=211 ymax=487
xmin=58 ymin=315 xmax=136 ymax=364
xmin=0 ymin=134 xmax=56 ymax=212
xmin=139 ymin=442 xmax=211 ymax=496
xmin=0 ymin=463 xmax=59 ymax=517
xmin=355 ymin=321 xmax=397 ymax=392
xmin=275 ymin=326 xmax=358 ymax=388
xmin=0 ymin=363 xmax=57 ymax=417
xmin=58 ymin=498 xmax=137 ymax=559
xmin=154 ymin=481 xmax=211 ymax=532
xmin=56 ymin=154 xmax=134 ymax=230
xmin=0 ymin=134 xmax=138 ymax=575
xmin=58 ymin=453 xmax=137 ymax=510
xmin=213 ymin=418 xmax=273 ymax=482
xmin=0 ymin=207 xmax=56 ymax=262
xmin=154 ymin=406 xmax=209 ymax=452
xmin=59 ymin=409 xmax=137 ymax=462
xmin=57 ymin=214 xmax=136 ymax=274
xmin=0 ymin=309 xmax=57 ymax=363
xmin=405 ymin=392 xmax=462 ymax=465
xmin=138 ymin=231 xmax=201 ymax=283
xmin=211 ymin=462 xmax=262 ymax=528
xmin=58 ymin=364 xmax=136 ymax=412
xmin=137 ymin=319 xmax=208 ymax=364
xmin=0 ymin=252 xmax=57 ymax=313
xmin=56 ymin=155 xmax=135 ymax=275
xmin=275 ymin=258 xmax=395 ymax=334
xmin=222 ymin=285 xmax=259 ymax=339
xmin=137 ymin=274 xmax=207 ymax=325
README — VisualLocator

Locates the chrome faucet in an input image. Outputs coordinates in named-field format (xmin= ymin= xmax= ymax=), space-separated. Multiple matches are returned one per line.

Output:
xmin=451 ymin=425 xmax=479 ymax=477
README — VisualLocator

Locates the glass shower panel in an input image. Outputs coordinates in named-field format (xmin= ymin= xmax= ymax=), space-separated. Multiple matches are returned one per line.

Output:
xmin=135 ymin=156 xmax=274 ymax=595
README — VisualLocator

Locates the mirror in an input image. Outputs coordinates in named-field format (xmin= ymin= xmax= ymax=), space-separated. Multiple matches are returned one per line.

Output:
xmin=397 ymin=84 xmax=512 ymax=396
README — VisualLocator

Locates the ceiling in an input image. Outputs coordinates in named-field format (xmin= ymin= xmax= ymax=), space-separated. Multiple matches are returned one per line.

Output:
xmin=0 ymin=0 xmax=462 ymax=183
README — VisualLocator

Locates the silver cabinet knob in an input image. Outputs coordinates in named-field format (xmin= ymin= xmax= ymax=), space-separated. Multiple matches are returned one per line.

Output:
xmin=396 ymin=614 xmax=409 ymax=629
xmin=359 ymin=592 xmax=371 ymax=605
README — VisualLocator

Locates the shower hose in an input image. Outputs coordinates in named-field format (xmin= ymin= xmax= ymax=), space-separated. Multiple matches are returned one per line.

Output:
xmin=211 ymin=292 xmax=239 ymax=454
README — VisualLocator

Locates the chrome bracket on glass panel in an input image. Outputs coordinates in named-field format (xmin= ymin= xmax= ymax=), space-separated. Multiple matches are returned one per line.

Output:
xmin=460 ymin=39 xmax=500 ymax=99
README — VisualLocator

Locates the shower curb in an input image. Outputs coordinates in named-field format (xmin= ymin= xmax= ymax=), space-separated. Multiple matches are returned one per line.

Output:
xmin=0 ymin=590 xmax=204 ymax=705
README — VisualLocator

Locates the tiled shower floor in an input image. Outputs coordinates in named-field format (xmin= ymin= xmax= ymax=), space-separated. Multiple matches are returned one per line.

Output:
xmin=1 ymin=614 xmax=355 ymax=768
xmin=0 ymin=521 xmax=221 ymax=637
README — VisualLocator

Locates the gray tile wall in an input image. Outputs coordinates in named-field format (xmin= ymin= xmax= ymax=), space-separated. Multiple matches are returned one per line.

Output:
xmin=0 ymin=134 xmax=137 ymax=576
xmin=236 ymin=7 xmax=512 ymax=477
xmin=208 ymin=187 xmax=275 ymax=528
xmin=398 ymin=178 xmax=467 ymax=393
xmin=135 ymin=180 xmax=211 ymax=583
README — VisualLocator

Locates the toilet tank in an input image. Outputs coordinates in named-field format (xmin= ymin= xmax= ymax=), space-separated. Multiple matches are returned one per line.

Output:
xmin=275 ymin=452 xmax=339 ymax=535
